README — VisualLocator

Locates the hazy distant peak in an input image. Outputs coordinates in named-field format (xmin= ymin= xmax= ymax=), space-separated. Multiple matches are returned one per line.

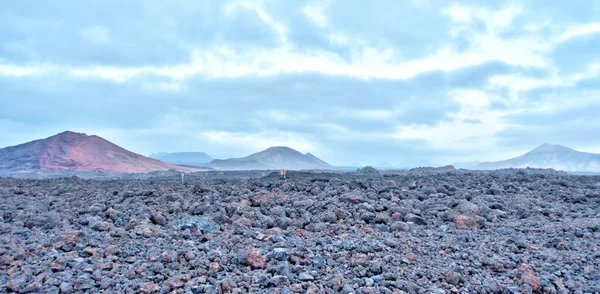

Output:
xmin=527 ymin=143 xmax=575 ymax=154
xmin=207 ymin=146 xmax=330 ymax=170
xmin=477 ymin=143 xmax=600 ymax=172
xmin=263 ymin=146 xmax=299 ymax=153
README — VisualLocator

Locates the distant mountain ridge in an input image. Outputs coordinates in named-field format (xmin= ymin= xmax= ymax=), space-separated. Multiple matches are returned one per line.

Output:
xmin=207 ymin=146 xmax=331 ymax=170
xmin=477 ymin=143 xmax=600 ymax=172
xmin=149 ymin=152 xmax=213 ymax=166
xmin=0 ymin=131 xmax=192 ymax=174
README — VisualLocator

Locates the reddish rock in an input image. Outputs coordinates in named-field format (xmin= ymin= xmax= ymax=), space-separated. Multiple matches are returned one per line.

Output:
xmin=160 ymin=251 xmax=173 ymax=263
xmin=105 ymin=208 xmax=122 ymax=221
xmin=50 ymin=259 xmax=66 ymax=272
xmin=453 ymin=215 xmax=480 ymax=229
xmin=6 ymin=278 xmax=25 ymax=292
xmin=209 ymin=262 xmax=220 ymax=272
xmin=55 ymin=231 xmax=83 ymax=248
xmin=2 ymin=255 xmax=14 ymax=265
xmin=351 ymin=253 xmax=369 ymax=266
xmin=104 ymin=245 xmax=121 ymax=257
xmin=521 ymin=264 xmax=541 ymax=291
xmin=81 ymin=247 xmax=96 ymax=257
xmin=239 ymin=247 xmax=266 ymax=269
xmin=101 ymin=263 xmax=113 ymax=271
xmin=139 ymin=282 xmax=159 ymax=293
xmin=251 ymin=192 xmax=277 ymax=206
xmin=233 ymin=217 xmax=252 ymax=229
xmin=237 ymin=199 xmax=252 ymax=207
xmin=166 ymin=279 xmax=184 ymax=289
xmin=342 ymin=192 xmax=364 ymax=204
xmin=178 ymin=274 xmax=190 ymax=282
xmin=184 ymin=251 xmax=195 ymax=261
xmin=218 ymin=279 xmax=234 ymax=292
xmin=23 ymin=282 xmax=41 ymax=293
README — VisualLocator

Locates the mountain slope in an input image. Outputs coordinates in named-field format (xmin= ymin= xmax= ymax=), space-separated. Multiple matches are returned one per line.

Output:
xmin=207 ymin=147 xmax=331 ymax=170
xmin=149 ymin=152 xmax=213 ymax=166
xmin=0 ymin=131 xmax=193 ymax=174
xmin=305 ymin=152 xmax=330 ymax=166
xmin=476 ymin=144 xmax=600 ymax=172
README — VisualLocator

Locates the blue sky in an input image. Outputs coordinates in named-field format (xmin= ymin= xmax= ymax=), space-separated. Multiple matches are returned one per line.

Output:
xmin=1 ymin=0 xmax=599 ymax=166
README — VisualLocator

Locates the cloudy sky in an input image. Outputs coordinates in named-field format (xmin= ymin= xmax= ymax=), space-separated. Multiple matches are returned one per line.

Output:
xmin=1 ymin=0 xmax=599 ymax=166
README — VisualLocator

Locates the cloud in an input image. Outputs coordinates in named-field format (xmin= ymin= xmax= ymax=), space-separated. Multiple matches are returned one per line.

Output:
xmin=2 ymin=0 xmax=600 ymax=165
xmin=551 ymin=31 xmax=600 ymax=73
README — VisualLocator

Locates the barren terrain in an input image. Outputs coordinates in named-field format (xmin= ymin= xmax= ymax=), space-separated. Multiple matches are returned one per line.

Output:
xmin=1 ymin=169 xmax=599 ymax=293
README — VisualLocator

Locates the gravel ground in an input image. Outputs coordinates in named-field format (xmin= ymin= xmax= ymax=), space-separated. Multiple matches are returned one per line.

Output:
xmin=1 ymin=169 xmax=599 ymax=293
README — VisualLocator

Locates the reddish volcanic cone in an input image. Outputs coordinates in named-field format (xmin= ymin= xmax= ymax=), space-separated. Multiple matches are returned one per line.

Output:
xmin=0 ymin=131 xmax=194 ymax=174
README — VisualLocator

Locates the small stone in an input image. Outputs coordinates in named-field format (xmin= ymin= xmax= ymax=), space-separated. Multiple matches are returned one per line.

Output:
xmin=101 ymin=263 xmax=113 ymax=271
xmin=290 ymin=283 xmax=304 ymax=293
xmin=209 ymin=262 xmax=220 ymax=272
xmin=446 ymin=271 xmax=462 ymax=286
xmin=2 ymin=255 xmax=14 ymax=265
xmin=59 ymin=282 xmax=74 ymax=294
xmin=6 ymin=278 xmax=26 ymax=293
xmin=239 ymin=247 xmax=266 ymax=269
xmin=342 ymin=284 xmax=355 ymax=294
xmin=167 ymin=279 xmax=184 ymax=289
xmin=23 ymin=282 xmax=41 ymax=293
xmin=90 ymin=220 xmax=110 ymax=231
xmin=269 ymin=275 xmax=289 ymax=287
xmin=405 ymin=215 xmax=427 ymax=225
xmin=139 ymin=282 xmax=159 ymax=293
xmin=521 ymin=264 xmax=541 ymax=291
xmin=104 ymin=245 xmax=121 ymax=257
xmin=391 ymin=221 xmax=410 ymax=232
xmin=150 ymin=211 xmax=167 ymax=226
xmin=105 ymin=208 xmax=122 ymax=221
xmin=274 ymin=217 xmax=294 ymax=229
xmin=50 ymin=259 xmax=66 ymax=272
xmin=184 ymin=251 xmax=195 ymax=261
xmin=298 ymin=272 xmax=315 ymax=281
xmin=453 ymin=215 xmax=479 ymax=229
xmin=269 ymin=248 xmax=288 ymax=261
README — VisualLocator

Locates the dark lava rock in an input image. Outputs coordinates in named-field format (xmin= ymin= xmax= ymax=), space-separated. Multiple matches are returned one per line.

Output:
xmin=359 ymin=166 xmax=381 ymax=176
xmin=150 ymin=211 xmax=167 ymax=226
xmin=0 ymin=169 xmax=597 ymax=293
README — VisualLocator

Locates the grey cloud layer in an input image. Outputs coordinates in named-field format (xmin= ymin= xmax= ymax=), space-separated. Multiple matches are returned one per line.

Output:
xmin=1 ymin=0 xmax=599 ymax=165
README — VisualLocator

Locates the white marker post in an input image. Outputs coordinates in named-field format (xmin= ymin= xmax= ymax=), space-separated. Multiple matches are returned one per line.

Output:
xmin=181 ymin=172 xmax=184 ymax=183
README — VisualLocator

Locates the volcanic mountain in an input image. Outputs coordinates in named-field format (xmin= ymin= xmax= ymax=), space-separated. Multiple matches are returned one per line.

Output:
xmin=0 ymin=131 xmax=192 ymax=174
xmin=149 ymin=152 xmax=213 ymax=166
xmin=207 ymin=146 xmax=332 ymax=170
xmin=477 ymin=143 xmax=600 ymax=172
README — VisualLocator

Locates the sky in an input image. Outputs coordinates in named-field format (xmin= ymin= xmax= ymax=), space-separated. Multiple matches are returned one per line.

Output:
xmin=1 ymin=0 xmax=600 ymax=166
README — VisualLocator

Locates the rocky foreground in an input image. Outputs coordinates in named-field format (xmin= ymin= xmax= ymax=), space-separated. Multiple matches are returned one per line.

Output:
xmin=1 ymin=170 xmax=599 ymax=293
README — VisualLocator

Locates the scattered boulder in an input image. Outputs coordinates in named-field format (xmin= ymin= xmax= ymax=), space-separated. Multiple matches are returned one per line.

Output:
xmin=239 ymin=247 xmax=266 ymax=269
xmin=453 ymin=215 xmax=479 ymax=229
xmin=359 ymin=166 xmax=380 ymax=176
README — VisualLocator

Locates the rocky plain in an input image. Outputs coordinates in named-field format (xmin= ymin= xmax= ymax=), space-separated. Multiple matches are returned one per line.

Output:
xmin=1 ymin=168 xmax=599 ymax=293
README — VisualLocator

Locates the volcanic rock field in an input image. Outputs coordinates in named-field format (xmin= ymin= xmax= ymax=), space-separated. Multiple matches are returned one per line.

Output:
xmin=1 ymin=169 xmax=600 ymax=293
